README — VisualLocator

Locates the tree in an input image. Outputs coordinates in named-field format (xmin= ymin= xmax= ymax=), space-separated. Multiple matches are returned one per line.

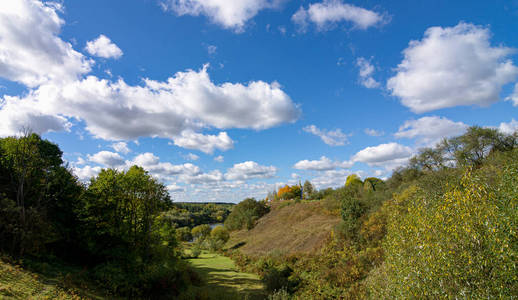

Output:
xmin=191 ymin=224 xmax=211 ymax=240
xmin=345 ymin=174 xmax=363 ymax=187
xmin=0 ymin=133 xmax=74 ymax=257
xmin=303 ymin=180 xmax=314 ymax=199
xmin=210 ymin=225 xmax=230 ymax=243
xmin=377 ymin=169 xmax=518 ymax=298
xmin=224 ymin=198 xmax=269 ymax=230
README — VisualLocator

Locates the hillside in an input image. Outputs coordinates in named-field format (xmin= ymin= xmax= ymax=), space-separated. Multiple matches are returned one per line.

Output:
xmin=0 ymin=258 xmax=105 ymax=300
xmin=226 ymin=201 xmax=340 ymax=256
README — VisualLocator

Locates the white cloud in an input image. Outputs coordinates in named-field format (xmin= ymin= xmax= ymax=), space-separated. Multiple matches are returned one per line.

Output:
xmin=303 ymin=125 xmax=348 ymax=146
xmin=291 ymin=173 xmax=300 ymax=179
xmin=167 ymin=183 xmax=185 ymax=192
xmin=311 ymin=169 xmax=353 ymax=189
xmin=356 ymin=57 xmax=380 ymax=88
xmin=387 ymin=22 xmax=518 ymax=113
xmin=172 ymin=131 xmax=233 ymax=154
xmin=207 ymin=45 xmax=217 ymax=55
xmin=0 ymin=65 xmax=300 ymax=152
xmin=110 ymin=141 xmax=131 ymax=154
xmin=72 ymin=165 xmax=101 ymax=181
xmin=352 ymin=142 xmax=413 ymax=169
xmin=85 ymin=35 xmax=123 ymax=59
xmin=364 ymin=128 xmax=384 ymax=137
xmin=185 ymin=153 xmax=200 ymax=161
xmin=179 ymin=170 xmax=224 ymax=184
xmin=214 ymin=155 xmax=224 ymax=162
xmin=129 ymin=152 xmax=200 ymax=177
xmin=0 ymin=0 xmax=92 ymax=87
xmin=293 ymin=156 xmax=352 ymax=171
xmin=160 ymin=0 xmax=283 ymax=32
xmin=292 ymin=0 xmax=387 ymax=32
xmin=88 ymin=151 xmax=125 ymax=167
xmin=506 ymin=83 xmax=518 ymax=106
xmin=224 ymin=161 xmax=277 ymax=181
xmin=498 ymin=119 xmax=518 ymax=135
xmin=395 ymin=116 xmax=469 ymax=146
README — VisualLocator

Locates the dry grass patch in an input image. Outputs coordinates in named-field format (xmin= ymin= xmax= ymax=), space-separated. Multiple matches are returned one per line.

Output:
xmin=226 ymin=201 xmax=340 ymax=256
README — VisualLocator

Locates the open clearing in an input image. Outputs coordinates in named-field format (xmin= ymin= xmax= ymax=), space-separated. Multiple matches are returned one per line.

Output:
xmin=187 ymin=252 xmax=266 ymax=300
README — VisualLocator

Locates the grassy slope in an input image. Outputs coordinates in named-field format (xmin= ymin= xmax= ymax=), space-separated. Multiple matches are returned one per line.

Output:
xmin=186 ymin=252 xmax=266 ymax=300
xmin=226 ymin=201 xmax=340 ymax=257
xmin=0 ymin=258 xmax=102 ymax=300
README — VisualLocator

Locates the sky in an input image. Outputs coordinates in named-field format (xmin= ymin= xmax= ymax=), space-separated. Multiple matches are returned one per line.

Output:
xmin=1 ymin=0 xmax=518 ymax=202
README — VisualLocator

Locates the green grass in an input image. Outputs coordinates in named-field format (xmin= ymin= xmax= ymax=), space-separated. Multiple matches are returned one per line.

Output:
xmin=0 ymin=258 xmax=83 ymax=299
xmin=185 ymin=251 xmax=266 ymax=300
xmin=0 ymin=257 xmax=112 ymax=300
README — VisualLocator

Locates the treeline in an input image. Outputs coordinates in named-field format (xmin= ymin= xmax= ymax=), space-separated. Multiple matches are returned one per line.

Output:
xmin=0 ymin=133 xmax=196 ymax=297
xmin=164 ymin=202 xmax=233 ymax=228
xmin=228 ymin=126 xmax=518 ymax=299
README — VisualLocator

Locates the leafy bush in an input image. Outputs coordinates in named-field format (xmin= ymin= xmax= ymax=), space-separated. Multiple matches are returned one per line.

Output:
xmin=372 ymin=168 xmax=518 ymax=298
xmin=224 ymin=198 xmax=269 ymax=231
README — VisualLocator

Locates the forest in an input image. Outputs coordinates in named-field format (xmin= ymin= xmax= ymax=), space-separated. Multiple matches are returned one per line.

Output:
xmin=0 ymin=126 xmax=517 ymax=299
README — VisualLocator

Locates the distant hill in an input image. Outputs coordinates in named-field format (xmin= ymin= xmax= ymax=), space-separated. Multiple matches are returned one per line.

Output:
xmin=226 ymin=201 xmax=340 ymax=256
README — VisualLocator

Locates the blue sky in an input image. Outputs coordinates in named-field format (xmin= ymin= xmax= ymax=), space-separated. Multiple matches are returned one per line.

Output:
xmin=1 ymin=0 xmax=518 ymax=202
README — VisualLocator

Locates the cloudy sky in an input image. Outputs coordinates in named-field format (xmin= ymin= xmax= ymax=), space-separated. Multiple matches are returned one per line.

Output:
xmin=1 ymin=0 xmax=518 ymax=202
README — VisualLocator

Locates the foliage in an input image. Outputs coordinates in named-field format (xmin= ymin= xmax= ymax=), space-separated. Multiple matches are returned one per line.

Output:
xmin=224 ymin=198 xmax=269 ymax=231
xmin=345 ymin=174 xmax=363 ymax=187
xmin=210 ymin=225 xmax=230 ymax=243
xmin=192 ymin=224 xmax=212 ymax=240
xmin=372 ymin=168 xmax=518 ymax=298
xmin=302 ymin=180 xmax=314 ymax=200
xmin=162 ymin=202 xmax=233 ymax=228
xmin=277 ymin=185 xmax=302 ymax=201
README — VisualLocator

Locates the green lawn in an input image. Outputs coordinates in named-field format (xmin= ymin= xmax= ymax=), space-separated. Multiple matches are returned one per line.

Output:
xmin=186 ymin=252 xmax=266 ymax=300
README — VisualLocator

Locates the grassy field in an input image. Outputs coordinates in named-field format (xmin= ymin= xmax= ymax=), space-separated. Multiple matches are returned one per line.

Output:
xmin=185 ymin=252 xmax=266 ymax=300
xmin=226 ymin=201 xmax=340 ymax=256
xmin=0 ymin=257 xmax=106 ymax=300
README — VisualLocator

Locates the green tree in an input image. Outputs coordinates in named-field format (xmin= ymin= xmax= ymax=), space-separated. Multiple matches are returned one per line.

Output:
xmin=191 ymin=224 xmax=211 ymax=240
xmin=345 ymin=174 xmax=363 ymax=187
xmin=210 ymin=225 xmax=230 ymax=243
xmin=303 ymin=180 xmax=314 ymax=200
xmin=375 ymin=169 xmax=518 ymax=298
xmin=224 ymin=198 xmax=269 ymax=230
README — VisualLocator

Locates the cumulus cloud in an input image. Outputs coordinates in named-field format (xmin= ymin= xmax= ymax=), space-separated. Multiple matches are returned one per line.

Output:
xmin=356 ymin=57 xmax=380 ymax=88
xmin=172 ymin=131 xmax=233 ymax=154
xmin=0 ymin=94 xmax=71 ymax=136
xmin=224 ymin=161 xmax=277 ymax=181
xmin=85 ymin=34 xmax=123 ymax=59
xmin=352 ymin=142 xmax=413 ymax=169
xmin=160 ymin=0 xmax=283 ymax=32
xmin=129 ymin=152 xmax=201 ymax=178
xmin=110 ymin=141 xmax=131 ymax=154
xmin=498 ymin=119 xmax=518 ymax=135
xmin=311 ymin=169 xmax=353 ymax=189
xmin=364 ymin=128 xmax=384 ymax=137
xmin=72 ymin=165 xmax=101 ymax=181
xmin=0 ymin=65 xmax=300 ymax=152
xmin=293 ymin=156 xmax=352 ymax=171
xmin=185 ymin=153 xmax=200 ymax=161
xmin=387 ymin=22 xmax=518 ymax=113
xmin=0 ymin=0 xmax=92 ymax=87
xmin=395 ymin=116 xmax=469 ymax=146
xmin=180 ymin=170 xmax=224 ymax=184
xmin=88 ymin=151 xmax=125 ymax=167
xmin=303 ymin=125 xmax=348 ymax=146
xmin=167 ymin=183 xmax=185 ymax=192
xmin=506 ymin=83 xmax=518 ymax=106
xmin=292 ymin=0 xmax=387 ymax=32
xmin=214 ymin=155 xmax=224 ymax=162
